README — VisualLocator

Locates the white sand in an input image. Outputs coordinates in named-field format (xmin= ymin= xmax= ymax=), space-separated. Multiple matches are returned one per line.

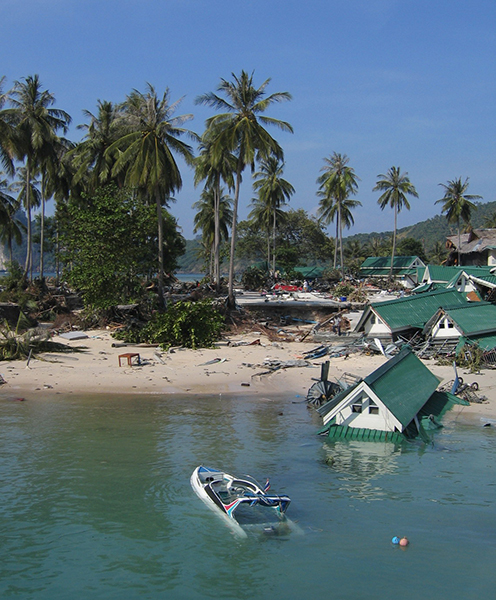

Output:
xmin=1 ymin=329 xmax=495 ymax=424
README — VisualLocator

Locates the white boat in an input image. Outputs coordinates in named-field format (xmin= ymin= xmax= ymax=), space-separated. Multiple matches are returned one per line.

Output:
xmin=190 ymin=466 xmax=291 ymax=537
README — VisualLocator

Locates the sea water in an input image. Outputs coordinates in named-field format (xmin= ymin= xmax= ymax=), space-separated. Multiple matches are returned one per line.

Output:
xmin=0 ymin=393 xmax=494 ymax=599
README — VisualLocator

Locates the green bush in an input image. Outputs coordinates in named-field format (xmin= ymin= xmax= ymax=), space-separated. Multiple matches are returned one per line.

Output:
xmin=115 ymin=299 xmax=224 ymax=349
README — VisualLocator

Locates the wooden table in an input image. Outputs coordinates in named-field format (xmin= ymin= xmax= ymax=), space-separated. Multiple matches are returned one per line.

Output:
xmin=118 ymin=352 xmax=141 ymax=367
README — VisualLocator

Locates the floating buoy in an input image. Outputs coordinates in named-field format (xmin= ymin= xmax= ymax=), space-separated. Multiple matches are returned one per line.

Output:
xmin=392 ymin=536 xmax=400 ymax=545
xmin=399 ymin=537 xmax=409 ymax=547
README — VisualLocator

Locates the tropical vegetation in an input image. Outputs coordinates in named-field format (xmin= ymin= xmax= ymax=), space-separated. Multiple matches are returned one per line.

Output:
xmin=0 ymin=70 xmax=493 ymax=335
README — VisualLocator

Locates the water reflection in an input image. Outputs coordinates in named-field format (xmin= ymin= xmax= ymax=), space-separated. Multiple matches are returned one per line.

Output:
xmin=322 ymin=439 xmax=409 ymax=501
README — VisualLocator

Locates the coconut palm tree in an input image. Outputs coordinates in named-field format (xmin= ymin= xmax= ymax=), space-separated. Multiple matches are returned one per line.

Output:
xmin=194 ymin=132 xmax=236 ymax=292
xmin=251 ymin=156 xmax=294 ymax=278
xmin=196 ymin=71 xmax=293 ymax=307
xmin=106 ymin=84 xmax=195 ymax=304
xmin=0 ymin=77 xmax=15 ymax=176
xmin=193 ymin=187 xmax=233 ymax=279
xmin=435 ymin=177 xmax=481 ymax=266
xmin=0 ymin=171 xmax=26 ymax=263
xmin=69 ymin=100 xmax=122 ymax=191
xmin=8 ymin=75 xmax=71 ymax=278
xmin=317 ymin=153 xmax=360 ymax=279
xmin=374 ymin=166 xmax=418 ymax=280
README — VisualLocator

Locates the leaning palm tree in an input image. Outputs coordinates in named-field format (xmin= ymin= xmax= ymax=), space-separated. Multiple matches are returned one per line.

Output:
xmin=252 ymin=156 xmax=294 ymax=277
xmin=194 ymin=132 xmax=236 ymax=292
xmin=196 ymin=71 xmax=293 ymax=307
xmin=8 ymin=75 xmax=71 ymax=278
xmin=193 ymin=187 xmax=233 ymax=279
xmin=106 ymin=84 xmax=195 ymax=305
xmin=435 ymin=177 xmax=481 ymax=266
xmin=317 ymin=153 xmax=360 ymax=279
xmin=374 ymin=166 xmax=418 ymax=280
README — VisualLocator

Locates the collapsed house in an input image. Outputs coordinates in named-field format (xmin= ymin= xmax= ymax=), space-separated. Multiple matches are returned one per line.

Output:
xmin=422 ymin=302 xmax=496 ymax=356
xmin=317 ymin=346 xmax=468 ymax=443
xmin=354 ymin=288 xmax=480 ymax=343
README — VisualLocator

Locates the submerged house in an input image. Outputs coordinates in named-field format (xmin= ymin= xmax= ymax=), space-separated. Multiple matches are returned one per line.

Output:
xmin=359 ymin=256 xmax=425 ymax=287
xmin=317 ymin=346 xmax=468 ymax=443
xmin=355 ymin=288 xmax=479 ymax=342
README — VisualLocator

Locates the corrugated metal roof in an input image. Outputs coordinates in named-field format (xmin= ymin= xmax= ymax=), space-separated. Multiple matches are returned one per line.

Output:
xmin=443 ymin=302 xmax=496 ymax=336
xmin=370 ymin=288 xmax=474 ymax=331
xmin=361 ymin=256 xmax=420 ymax=269
xmin=457 ymin=333 xmax=496 ymax=352
xmin=364 ymin=347 xmax=440 ymax=427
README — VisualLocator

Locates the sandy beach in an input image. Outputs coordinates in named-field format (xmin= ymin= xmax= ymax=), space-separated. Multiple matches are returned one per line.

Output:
xmin=1 ymin=328 xmax=495 ymax=425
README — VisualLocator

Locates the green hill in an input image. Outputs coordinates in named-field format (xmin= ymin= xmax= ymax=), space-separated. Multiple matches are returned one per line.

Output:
xmin=345 ymin=200 xmax=496 ymax=252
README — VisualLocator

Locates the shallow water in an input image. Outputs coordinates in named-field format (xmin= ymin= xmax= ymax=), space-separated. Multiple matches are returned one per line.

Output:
xmin=0 ymin=393 xmax=495 ymax=599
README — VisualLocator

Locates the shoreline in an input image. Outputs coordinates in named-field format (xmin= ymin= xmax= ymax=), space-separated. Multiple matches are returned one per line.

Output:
xmin=1 ymin=329 xmax=495 ymax=423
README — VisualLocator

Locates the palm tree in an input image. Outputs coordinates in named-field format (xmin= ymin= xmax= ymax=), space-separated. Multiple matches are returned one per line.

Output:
xmin=374 ymin=166 xmax=418 ymax=280
xmin=317 ymin=153 xmax=360 ymax=279
xmin=429 ymin=241 xmax=448 ymax=265
xmin=196 ymin=71 xmax=293 ymax=307
xmin=483 ymin=211 xmax=496 ymax=228
xmin=252 ymin=156 xmax=294 ymax=277
xmin=8 ymin=75 xmax=71 ymax=278
xmin=435 ymin=177 xmax=481 ymax=265
xmin=0 ymin=77 xmax=15 ymax=176
xmin=0 ymin=172 xmax=25 ymax=263
xmin=193 ymin=187 xmax=233 ymax=278
xmin=69 ymin=100 xmax=122 ymax=191
xmin=194 ymin=132 xmax=236 ymax=292
xmin=107 ymin=84 xmax=195 ymax=304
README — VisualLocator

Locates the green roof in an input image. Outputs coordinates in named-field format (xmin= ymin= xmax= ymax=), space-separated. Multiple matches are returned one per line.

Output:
xmin=361 ymin=256 xmax=420 ymax=269
xmin=365 ymin=288 xmax=475 ymax=332
xmin=364 ymin=346 xmax=440 ymax=428
xmin=457 ymin=333 xmax=496 ymax=352
xmin=442 ymin=302 xmax=496 ymax=336
xmin=359 ymin=256 xmax=425 ymax=278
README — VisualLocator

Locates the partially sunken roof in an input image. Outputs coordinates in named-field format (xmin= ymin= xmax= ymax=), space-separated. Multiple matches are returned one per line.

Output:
xmin=363 ymin=346 xmax=440 ymax=428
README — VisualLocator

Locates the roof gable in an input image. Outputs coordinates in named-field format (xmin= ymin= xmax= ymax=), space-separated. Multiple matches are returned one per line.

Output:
xmin=364 ymin=347 xmax=440 ymax=427
xmin=360 ymin=288 xmax=475 ymax=332
xmin=442 ymin=302 xmax=496 ymax=336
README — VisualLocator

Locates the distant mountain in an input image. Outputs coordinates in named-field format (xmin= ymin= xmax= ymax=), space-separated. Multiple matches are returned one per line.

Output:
xmin=344 ymin=200 xmax=496 ymax=252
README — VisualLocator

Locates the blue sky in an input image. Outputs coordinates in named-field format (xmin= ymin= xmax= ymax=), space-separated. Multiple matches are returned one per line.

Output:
xmin=2 ymin=0 xmax=495 ymax=238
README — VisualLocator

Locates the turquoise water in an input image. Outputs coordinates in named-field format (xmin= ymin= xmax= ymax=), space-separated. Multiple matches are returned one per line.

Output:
xmin=0 ymin=393 xmax=495 ymax=599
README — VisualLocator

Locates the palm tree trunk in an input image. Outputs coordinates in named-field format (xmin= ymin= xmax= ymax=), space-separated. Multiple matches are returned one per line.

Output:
xmin=155 ymin=188 xmax=165 ymax=307
xmin=40 ymin=174 xmax=46 ymax=280
xmin=333 ymin=219 xmax=338 ymax=270
xmin=272 ymin=206 xmax=276 ymax=279
xmin=214 ymin=177 xmax=220 ymax=293
xmin=227 ymin=161 xmax=243 ymax=308
xmin=457 ymin=219 xmax=461 ymax=266
xmin=338 ymin=202 xmax=344 ymax=280
xmin=23 ymin=160 xmax=32 ymax=279
xmin=267 ymin=230 xmax=271 ymax=273
xmin=389 ymin=204 xmax=397 ymax=281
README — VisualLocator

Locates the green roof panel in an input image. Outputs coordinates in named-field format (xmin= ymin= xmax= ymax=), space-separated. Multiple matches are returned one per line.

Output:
xmin=364 ymin=346 xmax=440 ymax=427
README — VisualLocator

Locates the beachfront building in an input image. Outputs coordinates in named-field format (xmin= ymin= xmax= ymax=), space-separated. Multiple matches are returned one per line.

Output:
xmin=359 ymin=256 xmax=425 ymax=288
xmin=355 ymin=288 xmax=478 ymax=342
xmin=446 ymin=229 xmax=496 ymax=266
xmin=423 ymin=302 xmax=496 ymax=349
xmin=317 ymin=346 xmax=467 ymax=442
